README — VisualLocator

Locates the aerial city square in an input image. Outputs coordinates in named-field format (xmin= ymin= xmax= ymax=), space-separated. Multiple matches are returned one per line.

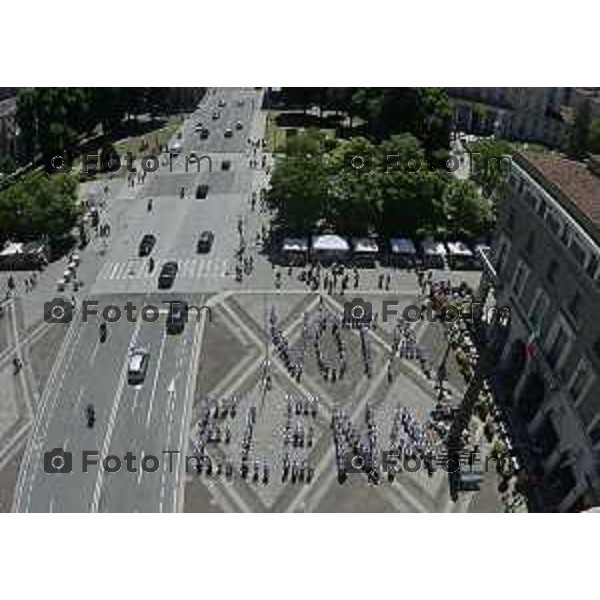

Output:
xmin=0 ymin=85 xmax=599 ymax=513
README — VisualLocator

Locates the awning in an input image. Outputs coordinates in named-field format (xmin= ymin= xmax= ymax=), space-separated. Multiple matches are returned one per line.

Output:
xmin=312 ymin=235 xmax=350 ymax=252
xmin=282 ymin=237 xmax=309 ymax=252
xmin=421 ymin=239 xmax=447 ymax=256
xmin=447 ymin=241 xmax=473 ymax=256
xmin=390 ymin=237 xmax=416 ymax=255
xmin=352 ymin=238 xmax=379 ymax=254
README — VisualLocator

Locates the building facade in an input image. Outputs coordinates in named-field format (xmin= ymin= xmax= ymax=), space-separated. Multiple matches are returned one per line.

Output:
xmin=447 ymin=88 xmax=573 ymax=148
xmin=483 ymin=150 xmax=600 ymax=511
xmin=0 ymin=96 xmax=18 ymax=160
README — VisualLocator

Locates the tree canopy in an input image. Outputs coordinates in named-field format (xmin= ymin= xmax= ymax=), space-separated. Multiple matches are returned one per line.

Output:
xmin=267 ymin=132 xmax=491 ymax=241
xmin=0 ymin=172 xmax=80 ymax=244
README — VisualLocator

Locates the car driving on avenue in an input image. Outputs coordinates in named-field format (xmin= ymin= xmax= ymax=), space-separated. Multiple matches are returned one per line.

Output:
xmin=158 ymin=261 xmax=178 ymax=289
xmin=127 ymin=347 xmax=150 ymax=385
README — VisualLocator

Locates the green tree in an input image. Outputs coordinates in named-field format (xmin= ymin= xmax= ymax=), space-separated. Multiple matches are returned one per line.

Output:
xmin=285 ymin=128 xmax=326 ymax=156
xmin=327 ymin=138 xmax=382 ymax=234
xmin=267 ymin=155 xmax=328 ymax=231
xmin=567 ymin=99 xmax=591 ymax=160
xmin=468 ymin=138 xmax=513 ymax=197
xmin=588 ymin=118 xmax=600 ymax=155
xmin=442 ymin=179 xmax=492 ymax=240
xmin=0 ymin=173 xmax=79 ymax=244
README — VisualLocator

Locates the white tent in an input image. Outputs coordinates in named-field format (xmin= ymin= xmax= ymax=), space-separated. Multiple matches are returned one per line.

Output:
xmin=446 ymin=241 xmax=473 ymax=257
xmin=352 ymin=238 xmax=379 ymax=254
xmin=312 ymin=235 xmax=350 ymax=252
xmin=390 ymin=237 xmax=416 ymax=255
xmin=421 ymin=239 xmax=447 ymax=256
xmin=283 ymin=237 xmax=309 ymax=252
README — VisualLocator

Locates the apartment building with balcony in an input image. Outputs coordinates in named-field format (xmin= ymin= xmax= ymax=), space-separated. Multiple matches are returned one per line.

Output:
xmin=484 ymin=150 xmax=600 ymax=511
xmin=447 ymin=88 xmax=572 ymax=148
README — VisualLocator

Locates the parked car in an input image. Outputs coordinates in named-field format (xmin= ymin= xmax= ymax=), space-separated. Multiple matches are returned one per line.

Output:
xmin=138 ymin=234 xmax=156 ymax=257
xmin=127 ymin=347 xmax=149 ymax=385
xmin=224 ymin=128 xmax=233 ymax=138
xmin=199 ymin=128 xmax=210 ymax=139
xmin=158 ymin=261 xmax=178 ymax=289
xmin=221 ymin=160 xmax=231 ymax=171
xmin=212 ymin=110 xmax=220 ymax=120
xmin=235 ymin=120 xmax=243 ymax=130
xmin=196 ymin=230 xmax=215 ymax=253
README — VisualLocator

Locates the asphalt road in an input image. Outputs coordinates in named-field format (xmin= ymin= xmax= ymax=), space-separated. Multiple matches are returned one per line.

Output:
xmin=14 ymin=87 xmax=265 ymax=512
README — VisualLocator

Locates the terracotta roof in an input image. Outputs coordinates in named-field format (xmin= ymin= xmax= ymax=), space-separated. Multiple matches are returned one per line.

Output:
xmin=517 ymin=151 xmax=600 ymax=235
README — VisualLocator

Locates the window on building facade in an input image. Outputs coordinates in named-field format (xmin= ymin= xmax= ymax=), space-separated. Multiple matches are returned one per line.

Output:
xmin=511 ymin=259 xmax=530 ymax=299
xmin=569 ymin=359 xmax=592 ymax=404
xmin=529 ymin=288 xmax=550 ymax=331
xmin=586 ymin=254 xmax=599 ymax=280
xmin=546 ymin=324 xmax=570 ymax=370
xmin=570 ymin=239 xmax=587 ymax=267
xmin=525 ymin=232 xmax=535 ymax=255
xmin=495 ymin=236 xmax=510 ymax=274
xmin=537 ymin=200 xmax=547 ymax=220
xmin=546 ymin=211 xmax=561 ymax=235
xmin=567 ymin=292 xmax=582 ymax=323
xmin=546 ymin=259 xmax=559 ymax=284
xmin=588 ymin=420 xmax=600 ymax=447
xmin=507 ymin=208 xmax=516 ymax=232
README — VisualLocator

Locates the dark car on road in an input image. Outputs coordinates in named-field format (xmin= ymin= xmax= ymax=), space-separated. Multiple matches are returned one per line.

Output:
xmin=196 ymin=231 xmax=214 ymax=254
xmin=224 ymin=128 xmax=233 ymax=138
xmin=212 ymin=110 xmax=220 ymax=120
xmin=195 ymin=184 xmax=209 ymax=200
xmin=138 ymin=234 xmax=156 ymax=257
xmin=221 ymin=159 xmax=231 ymax=171
xmin=166 ymin=300 xmax=188 ymax=334
xmin=158 ymin=261 xmax=178 ymax=289
xmin=199 ymin=128 xmax=210 ymax=139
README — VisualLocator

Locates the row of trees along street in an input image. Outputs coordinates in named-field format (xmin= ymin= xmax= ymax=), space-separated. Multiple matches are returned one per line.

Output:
xmin=0 ymin=88 xmax=206 ymax=253
xmin=268 ymin=87 xmax=493 ymax=241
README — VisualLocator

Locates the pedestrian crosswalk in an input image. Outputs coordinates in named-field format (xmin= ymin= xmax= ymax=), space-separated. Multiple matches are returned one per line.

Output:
xmin=96 ymin=257 xmax=229 ymax=281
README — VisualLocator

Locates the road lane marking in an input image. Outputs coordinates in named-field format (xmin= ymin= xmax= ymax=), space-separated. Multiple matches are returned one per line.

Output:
xmin=132 ymin=386 xmax=141 ymax=412
xmin=109 ymin=263 xmax=120 ymax=279
xmin=146 ymin=329 xmax=167 ymax=428
xmin=91 ymin=316 xmax=143 ymax=513
xmin=73 ymin=386 xmax=85 ymax=414
xmin=175 ymin=308 xmax=208 ymax=512
xmin=17 ymin=317 xmax=83 ymax=512
xmin=137 ymin=451 xmax=145 ymax=485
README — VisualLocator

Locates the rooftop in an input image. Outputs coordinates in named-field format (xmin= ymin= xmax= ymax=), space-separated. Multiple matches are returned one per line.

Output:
xmin=516 ymin=151 xmax=600 ymax=236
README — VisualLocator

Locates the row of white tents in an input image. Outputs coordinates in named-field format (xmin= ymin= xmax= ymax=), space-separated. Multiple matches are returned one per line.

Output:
xmin=281 ymin=235 xmax=488 ymax=270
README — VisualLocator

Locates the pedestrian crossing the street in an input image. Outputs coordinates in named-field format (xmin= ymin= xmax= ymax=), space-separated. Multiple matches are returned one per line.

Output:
xmin=96 ymin=257 xmax=229 ymax=282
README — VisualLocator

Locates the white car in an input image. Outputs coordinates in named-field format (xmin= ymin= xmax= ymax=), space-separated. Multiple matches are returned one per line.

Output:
xmin=127 ymin=347 xmax=149 ymax=385
xmin=170 ymin=141 xmax=183 ymax=155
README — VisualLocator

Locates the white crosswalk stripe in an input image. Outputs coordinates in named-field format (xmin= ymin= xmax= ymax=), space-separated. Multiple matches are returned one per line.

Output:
xmin=96 ymin=258 xmax=228 ymax=281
